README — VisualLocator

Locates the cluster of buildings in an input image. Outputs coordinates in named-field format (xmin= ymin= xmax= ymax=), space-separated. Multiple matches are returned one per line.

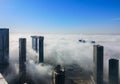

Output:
xmin=0 ymin=28 xmax=119 ymax=84
xmin=93 ymin=45 xmax=119 ymax=84
xmin=0 ymin=28 xmax=65 ymax=84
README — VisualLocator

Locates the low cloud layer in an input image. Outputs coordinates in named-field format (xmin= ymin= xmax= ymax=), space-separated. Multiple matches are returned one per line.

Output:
xmin=3 ymin=33 xmax=120 ymax=84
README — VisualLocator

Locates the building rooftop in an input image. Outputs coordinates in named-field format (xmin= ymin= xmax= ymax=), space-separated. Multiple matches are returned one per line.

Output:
xmin=0 ymin=28 xmax=9 ymax=30
xmin=31 ymin=36 xmax=44 ymax=38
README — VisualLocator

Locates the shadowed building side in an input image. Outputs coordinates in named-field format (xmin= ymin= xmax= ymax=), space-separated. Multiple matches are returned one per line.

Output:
xmin=38 ymin=36 xmax=44 ymax=63
xmin=109 ymin=59 xmax=119 ymax=84
xmin=0 ymin=28 xmax=9 ymax=73
xmin=53 ymin=65 xmax=65 ymax=84
xmin=93 ymin=45 xmax=103 ymax=84
xmin=19 ymin=38 xmax=26 ymax=84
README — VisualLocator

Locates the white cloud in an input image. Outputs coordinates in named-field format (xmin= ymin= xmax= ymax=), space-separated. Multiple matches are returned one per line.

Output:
xmin=4 ymin=33 xmax=120 ymax=84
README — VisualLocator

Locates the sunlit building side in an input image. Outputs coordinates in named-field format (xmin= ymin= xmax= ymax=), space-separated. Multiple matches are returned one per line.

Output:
xmin=53 ymin=65 xmax=65 ymax=84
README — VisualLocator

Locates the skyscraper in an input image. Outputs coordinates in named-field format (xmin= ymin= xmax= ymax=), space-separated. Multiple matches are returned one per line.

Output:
xmin=93 ymin=45 xmax=104 ymax=84
xmin=52 ymin=65 xmax=65 ymax=84
xmin=109 ymin=59 xmax=119 ymax=84
xmin=38 ymin=36 xmax=44 ymax=63
xmin=19 ymin=38 xmax=26 ymax=84
xmin=31 ymin=36 xmax=38 ymax=52
xmin=31 ymin=36 xmax=44 ymax=63
xmin=0 ymin=28 xmax=9 ymax=73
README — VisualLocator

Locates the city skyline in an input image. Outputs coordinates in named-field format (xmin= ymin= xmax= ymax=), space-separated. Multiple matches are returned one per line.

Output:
xmin=0 ymin=28 xmax=120 ymax=84
xmin=0 ymin=0 xmax=120 ymax=34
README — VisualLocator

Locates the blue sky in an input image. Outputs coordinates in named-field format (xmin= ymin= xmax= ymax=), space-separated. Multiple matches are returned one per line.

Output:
xmin=0 ymin=0 xmax=120 ymax=34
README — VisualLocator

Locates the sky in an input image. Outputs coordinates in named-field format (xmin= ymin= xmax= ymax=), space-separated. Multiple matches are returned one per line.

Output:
xmin=0 ymin=0 xmax=120 ymax=34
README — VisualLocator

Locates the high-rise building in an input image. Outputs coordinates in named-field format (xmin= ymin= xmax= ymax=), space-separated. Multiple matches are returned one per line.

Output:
xmin=93 ymin=45 xmax=104 ymax=84
xmin=31 ymin=36 xmax=38 ymax=52
xmin=0 ymin=28 xmax=9 ymax=73
xmin=38 ymin=36 xmax=44 ymax=63
xmin=109 ymin=59 xmax=119 ymax=84
xmin=52 ymin=65 xmax=65 ymax=84
xmin=31 ymin=36 xmax=44 ymax=63
xmin=19 ymin=38 xmax=26 ymax=84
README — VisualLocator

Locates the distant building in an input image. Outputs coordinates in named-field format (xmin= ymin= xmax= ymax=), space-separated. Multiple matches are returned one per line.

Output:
xmin=93 ymin=45 xmax=104 ymax=84
xmin=79 ymin=40 xmax=82 ymax=42
xmin=0 ymin=28 xmax=9 ymax=73
xmin=82 ymin=40 xmax=86 ymax=43
xmin=78 ymin=39 xmax=86 ymax=43
xmin=109 ymin=59 xmax=119 ymax=84
xmin=53 ymin=65 xmax=65 ymax=84
xmin=31 ymin=36 xmax=44 ymax=63
xmin=0 ymin=73 xmax=8 ymax=84
xmin=19 ymin=38 xmax=26 ymax=84
xmin=91 ymin=41 xmax=95 ymax=44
